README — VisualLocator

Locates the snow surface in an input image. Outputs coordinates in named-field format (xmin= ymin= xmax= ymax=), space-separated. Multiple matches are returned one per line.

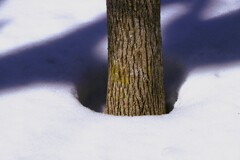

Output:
xmin=0 ymin=0 xmax=240 ymax=160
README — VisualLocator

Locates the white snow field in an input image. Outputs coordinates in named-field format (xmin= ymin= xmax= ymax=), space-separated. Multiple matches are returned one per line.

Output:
xmin=0 ymin=0 xmax=240 ymax=160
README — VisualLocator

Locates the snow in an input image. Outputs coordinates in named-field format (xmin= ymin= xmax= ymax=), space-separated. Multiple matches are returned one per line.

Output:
xmin=0 ymin=0 xmax=106 ymax=53
xmin=201 ymin=0 xmax=240 ymax=20
xmin=0 ymin=0 xmax=240 ymax=160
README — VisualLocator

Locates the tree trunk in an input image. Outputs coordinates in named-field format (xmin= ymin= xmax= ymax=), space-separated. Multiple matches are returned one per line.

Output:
xmin=105 ymin=0 xmax=166 ymax=116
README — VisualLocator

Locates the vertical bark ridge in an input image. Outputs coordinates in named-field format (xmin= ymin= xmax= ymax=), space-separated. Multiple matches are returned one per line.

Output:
xmin=106 ymin=0 xmax=166 ymax=116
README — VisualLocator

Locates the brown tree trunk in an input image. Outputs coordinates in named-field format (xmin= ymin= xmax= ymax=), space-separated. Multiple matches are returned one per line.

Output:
xmin=105 ymin=0 xmax=166 ymax=116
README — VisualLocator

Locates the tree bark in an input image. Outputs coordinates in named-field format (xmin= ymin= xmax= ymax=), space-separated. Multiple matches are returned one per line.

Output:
xmin=105 ymin=0 xmax=166 ymax=116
